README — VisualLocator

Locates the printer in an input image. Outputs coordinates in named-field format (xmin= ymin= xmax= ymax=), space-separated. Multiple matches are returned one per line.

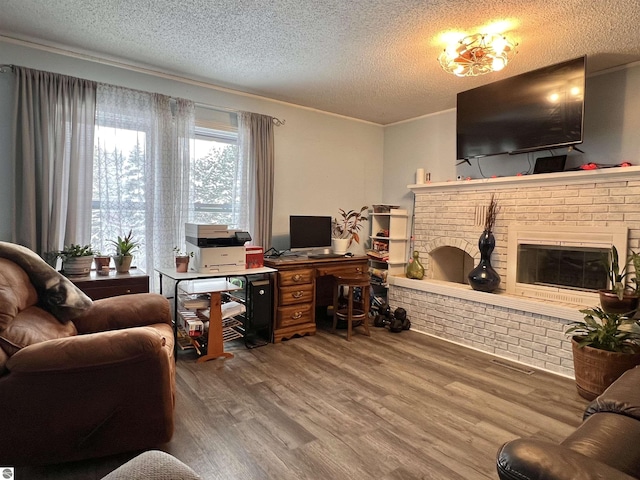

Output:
xmin=185 ymin=223 xmax=252 ymax=273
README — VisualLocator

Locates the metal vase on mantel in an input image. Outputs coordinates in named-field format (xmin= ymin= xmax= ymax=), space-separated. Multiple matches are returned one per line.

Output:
xmin=468 ymin=230 xmax=501 ymax=293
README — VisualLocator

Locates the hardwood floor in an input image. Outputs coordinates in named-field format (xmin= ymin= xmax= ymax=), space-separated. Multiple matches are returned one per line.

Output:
xmin=17 ymin=324 xmax=587 ymax=479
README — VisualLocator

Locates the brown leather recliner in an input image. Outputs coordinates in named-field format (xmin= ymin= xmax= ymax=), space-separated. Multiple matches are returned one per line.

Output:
xmin=0 ymin=246 xmax=175 ymax=467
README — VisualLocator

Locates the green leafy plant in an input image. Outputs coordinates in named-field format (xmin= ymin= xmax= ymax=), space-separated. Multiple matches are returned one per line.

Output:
xmin=173 ymin=246 xmax=194 ymax=258
xmin=604 ymin=246 xmax=639 ymax=300
xmin=332 ymin=206 xmax=369 ymax=247
xmin=109 ymin=230 xmax=140 ymax=263
xmin=566 ymin=306 xmax=640 ymax=353
xmin=59 ymin=244 xmax=95 ymax=260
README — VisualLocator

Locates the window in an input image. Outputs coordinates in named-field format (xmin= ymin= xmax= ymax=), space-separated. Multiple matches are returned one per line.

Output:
xmin=191 ymin=126 xmax=239 ymax=226
xmin=92 ymin=124 xmax=148 ymax=267
xmin=91 ymin=110 xmax=241 ymax=276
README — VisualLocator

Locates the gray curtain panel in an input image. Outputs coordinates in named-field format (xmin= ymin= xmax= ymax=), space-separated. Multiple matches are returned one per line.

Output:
xmin=238 ymin=111 xmax=275 ymax=250
xmin=13 ymin=67 xmax=96 ymax=255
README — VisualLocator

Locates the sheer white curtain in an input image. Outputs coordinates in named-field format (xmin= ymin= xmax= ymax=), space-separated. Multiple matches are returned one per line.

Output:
xmin=13 ymin=67 xmax=96 ymax=255
xmin=237 ymin=112 xmax=275 ymax=249
xmin=93 ymin=84 xmax=194 ymax=284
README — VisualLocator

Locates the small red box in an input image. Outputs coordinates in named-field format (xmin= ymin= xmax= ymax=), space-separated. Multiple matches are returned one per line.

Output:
xmin=246 ymin=246 xmax=264 ymax=269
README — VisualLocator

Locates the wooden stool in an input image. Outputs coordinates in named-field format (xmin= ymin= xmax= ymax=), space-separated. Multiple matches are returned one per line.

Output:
xmin=332 ymin=273 xmax=371 ymax=341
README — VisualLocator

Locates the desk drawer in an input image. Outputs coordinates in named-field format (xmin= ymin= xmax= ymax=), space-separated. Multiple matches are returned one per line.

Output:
xmin=276 ymin=304 xmax=313 ymax=328
xmin=279 ymin=284 xmax=314 ymax=306
xmin=316 ymin=264 xmax=367 ymax=277
xmin=279 ymin=268 xmax=314 ymax=286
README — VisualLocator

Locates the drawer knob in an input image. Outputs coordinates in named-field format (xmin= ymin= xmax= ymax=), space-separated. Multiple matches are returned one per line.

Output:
xmin=292 ymin=274 xmax=303 ymax=282
xmin=292 ymin=290 xmax=304 ymax=299
xmin=291 ymin=311 xmax=302 ymax=320
xmin=125 ymin=289 xmax=131 ymax=293
xmin=356 ymin=268 xmax=362 ymax=273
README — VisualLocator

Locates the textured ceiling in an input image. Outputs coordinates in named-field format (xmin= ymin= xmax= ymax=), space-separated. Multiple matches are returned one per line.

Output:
xmin=1 ymin=0 xmax=640 ymax=124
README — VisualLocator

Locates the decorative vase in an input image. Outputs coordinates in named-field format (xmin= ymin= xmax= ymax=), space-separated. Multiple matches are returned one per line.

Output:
xmin=175 ymin=256 xmax=190 ymax=273
xmin=468 ymin=230 xmax=501 ymax=293
xmin=406 ymin=251 xmax=424 ymax=280
xmin=331 ymin=238 xmax=349 ymax=255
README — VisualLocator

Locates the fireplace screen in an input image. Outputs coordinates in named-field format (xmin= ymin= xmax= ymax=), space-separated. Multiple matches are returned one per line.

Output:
xmin=517 ymin=244 xmax=608 ymax=292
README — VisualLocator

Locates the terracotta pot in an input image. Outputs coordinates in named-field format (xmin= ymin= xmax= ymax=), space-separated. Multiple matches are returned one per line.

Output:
xmin=598 ymin=289 xmax=639 ymax=314
xmin=175 ymin=256 xmax=190 ymax=273
xmin=571 ymin=337 xmax=640 ymax=400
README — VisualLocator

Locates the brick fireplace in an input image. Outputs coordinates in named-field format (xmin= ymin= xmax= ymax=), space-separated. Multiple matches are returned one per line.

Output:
xmin=388 ymin=166 xmax=640 ymax=377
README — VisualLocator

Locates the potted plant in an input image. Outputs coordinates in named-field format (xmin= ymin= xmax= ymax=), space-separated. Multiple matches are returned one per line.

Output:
xmin=566 ymin=305 xmax=640 ymax=400
xmin=331 ymin=206 xmax=368 ymax=255
xmin=93 ymin=251 xmax=111 ymax=276
xmin=173 ymin=247 xmax=193 ymax=273
xmin=598 ymin=246 xmax=640 ymax=314
xmin=59 ymin=244 xmax=95 ymax=276
xmin=109 ymin=230 xmax=140 ymax=273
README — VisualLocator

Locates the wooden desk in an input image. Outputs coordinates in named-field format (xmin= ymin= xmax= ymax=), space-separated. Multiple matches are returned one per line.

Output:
xmin=263 ymin=255 xmax=368 ymax=342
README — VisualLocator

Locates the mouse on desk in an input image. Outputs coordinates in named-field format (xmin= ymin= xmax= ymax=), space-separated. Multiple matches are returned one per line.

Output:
xmin=344 ymin=252 xmax=354 ymax=257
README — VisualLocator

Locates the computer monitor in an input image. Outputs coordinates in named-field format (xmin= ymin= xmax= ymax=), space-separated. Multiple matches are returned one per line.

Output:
xmin=289 ymin=215 xmax=332 ymax=252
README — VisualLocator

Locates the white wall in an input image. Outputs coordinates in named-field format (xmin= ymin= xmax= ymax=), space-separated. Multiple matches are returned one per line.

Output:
xmin=0 ymin=40 xmax=384 ymax=251
xmin=382 ymin=109 xmax=456 ymax=213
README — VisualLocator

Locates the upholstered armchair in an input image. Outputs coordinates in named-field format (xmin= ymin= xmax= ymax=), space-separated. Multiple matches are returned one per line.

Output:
xmin=0 ymin=242 xmax=175 ymax=466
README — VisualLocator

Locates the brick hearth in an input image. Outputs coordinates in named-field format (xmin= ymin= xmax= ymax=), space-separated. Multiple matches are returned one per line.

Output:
xmin=388 ymin=166 xmax=640 ymax=377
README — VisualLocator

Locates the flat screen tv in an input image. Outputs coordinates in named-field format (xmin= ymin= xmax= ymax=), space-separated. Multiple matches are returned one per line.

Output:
xmin=456 ymin=56 xmax=586 ymax=160
xmin=289 ymin=215 xmax=332 ymax=250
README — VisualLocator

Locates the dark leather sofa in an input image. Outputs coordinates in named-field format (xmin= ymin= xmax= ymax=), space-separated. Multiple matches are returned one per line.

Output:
xmin=497 ymin=365 xmax=640 ymax=480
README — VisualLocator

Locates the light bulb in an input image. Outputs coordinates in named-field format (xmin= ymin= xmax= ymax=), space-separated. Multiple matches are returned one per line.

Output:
xmin=491 ymin=36 xmax=507 ymax=54
xmin=492 ymin=56 xmax=506 ymax=71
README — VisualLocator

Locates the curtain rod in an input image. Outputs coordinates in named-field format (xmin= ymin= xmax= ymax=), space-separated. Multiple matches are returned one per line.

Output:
xmin=1 ymin=64 xmax=285 ymax=125
xmin=195 ymin=102 xmax=285 ymax=126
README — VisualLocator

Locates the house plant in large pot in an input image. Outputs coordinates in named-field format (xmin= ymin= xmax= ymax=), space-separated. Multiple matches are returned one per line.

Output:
xmin=331 ymin=206 xmax=368 ymax=255
xmin=109 ymin=230 xmax=141 ymax=273
xmin=59 ymin=244 xmax=95 ymax=276
xmin=598 ymin=246 xmax=640 ymax=314
xmin=566 ymin=305 xmax=640 ymax=400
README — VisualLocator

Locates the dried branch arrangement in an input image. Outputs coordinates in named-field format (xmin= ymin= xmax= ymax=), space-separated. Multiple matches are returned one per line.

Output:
xmin=484 ymin=194 xmax=500 ymax=232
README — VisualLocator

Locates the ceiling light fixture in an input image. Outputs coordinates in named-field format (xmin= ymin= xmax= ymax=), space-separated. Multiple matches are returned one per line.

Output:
xmin=438 ymin=33 xmax=517 ymax=77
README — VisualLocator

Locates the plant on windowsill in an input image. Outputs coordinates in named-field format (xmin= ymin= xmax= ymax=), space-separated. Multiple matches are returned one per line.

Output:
xmin=566 ymin=305 xmax=640 ymax=400
xmin=59 ymin=244 xmax=95 ymax=276
xmin=109 ymin=230 xmax=140 ymax=274
xmin=173 ymin=247 xmax=194 ymax=273
xmin=598 ymin=246 xmax=640 ymax=314
xmin=331 ymin=206 xmax=368 ymax=255
xmin=93 ymin=251 xmax=112 ymax=275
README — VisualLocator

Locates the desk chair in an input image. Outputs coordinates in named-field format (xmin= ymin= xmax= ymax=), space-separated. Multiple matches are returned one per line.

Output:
xmin=332 ymin=273 xmax=371 ymax=341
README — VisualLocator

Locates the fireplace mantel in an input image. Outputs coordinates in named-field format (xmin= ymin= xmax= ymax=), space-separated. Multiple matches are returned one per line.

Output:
xmin=408 ymin=165 xmax=640 ymax=193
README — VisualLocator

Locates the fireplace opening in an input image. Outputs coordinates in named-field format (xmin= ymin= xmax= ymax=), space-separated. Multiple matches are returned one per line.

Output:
xmin=507 ymin=225 xmax=627 ymax=305
xmin=430 ymin=246 xmax=474 ymax=284
xmin=517 ymin=244 xmax=608 ymax=291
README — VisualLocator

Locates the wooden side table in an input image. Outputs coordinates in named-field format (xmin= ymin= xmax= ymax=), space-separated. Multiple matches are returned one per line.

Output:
xmin=68 ymin=269 xmax=149 ymax=300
